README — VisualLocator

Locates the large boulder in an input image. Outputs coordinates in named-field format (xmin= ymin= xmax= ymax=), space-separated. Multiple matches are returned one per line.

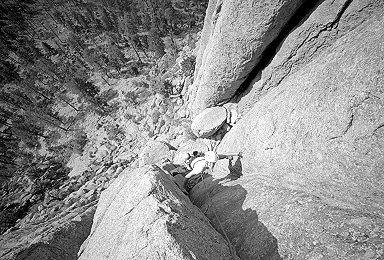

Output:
xmin=78 ymin=166 xmax=237 ymax=260
xmin=191 ymin=106 xmax=227 ymax=138
xmin=189 ymin=8 xmax=384 ymax=260
xmin=188 ymin=0 xmax=306 ymax=114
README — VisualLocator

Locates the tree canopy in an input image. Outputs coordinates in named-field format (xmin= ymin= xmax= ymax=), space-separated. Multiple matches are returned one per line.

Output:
xmin=0 ymin=0 xmax=208 ymax=180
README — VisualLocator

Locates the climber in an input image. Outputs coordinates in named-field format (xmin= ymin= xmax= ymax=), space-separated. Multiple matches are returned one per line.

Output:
xmin=177 ymin=150 xmax=242 ymax=192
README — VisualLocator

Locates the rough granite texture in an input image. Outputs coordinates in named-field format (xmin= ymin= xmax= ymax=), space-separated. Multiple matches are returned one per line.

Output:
xmin=138 ymin=140 xmax=175 ymax=167
xmin=188 ymin=0 xmax=306 ymax=114
xmin=190 ymin=13 xmax=384 ymax=260
xmin=191 ymin=106 xmax=227 ymax=138
xmin=0 ymin=204 xmax=96 ymax=260
xmin=237 ymin=0 xmax=384 ymax=114
xmin=193 ymin=0 xmax=218 ymax=79
xmin=78 ymin=166 xmax=237 ymax=260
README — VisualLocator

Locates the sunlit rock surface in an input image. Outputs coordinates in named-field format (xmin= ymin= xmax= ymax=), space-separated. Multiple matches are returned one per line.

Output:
xmin=190 ymin=12 xmax=384 ymax=260
xmin=189 ymin=0 xmax=306 ymax=114
xmin=78 ymin=166 xmax=236 ymax=260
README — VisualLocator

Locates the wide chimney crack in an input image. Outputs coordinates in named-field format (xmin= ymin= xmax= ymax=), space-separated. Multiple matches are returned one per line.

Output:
xmin=232 ymin=0 xmax=325 ymax=101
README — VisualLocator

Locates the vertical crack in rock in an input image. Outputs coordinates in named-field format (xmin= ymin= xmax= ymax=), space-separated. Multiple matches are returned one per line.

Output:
xmin=232 ymin=0 xmax=325 ymax=99
xmin=212 ymin=0 xmax=223 ymax=27
xmin=233 ymin=0 xmax=360 ymax=106
xmin=258 ymin=0 xmax=360 ymax=98
xmin=332 ymin=0 xmax=354 ymax=27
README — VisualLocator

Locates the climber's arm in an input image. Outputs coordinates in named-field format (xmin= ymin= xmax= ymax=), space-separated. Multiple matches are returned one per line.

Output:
xmin=185 ymin=169 xmax=197 ymax=179
xmin=218 ymin=152 xmax=243 ymax=160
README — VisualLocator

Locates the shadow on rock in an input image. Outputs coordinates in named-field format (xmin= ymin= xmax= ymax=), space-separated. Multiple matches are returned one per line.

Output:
xmin=190 ymin=160 xmax=281 ymax=260
xmin=227 ymin=157 xmax=243 ymax=181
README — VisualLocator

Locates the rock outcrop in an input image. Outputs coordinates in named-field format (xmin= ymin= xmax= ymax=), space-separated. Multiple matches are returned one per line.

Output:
xmin=189 ymin=5 xmax=384 ymax=259
xmin=189 ymin=0 xmax=306 ymax=114
xmin=78 ymin=166 xmax=237 ymax=260
xmin=0 ymin=204 xmax=95 ymax=260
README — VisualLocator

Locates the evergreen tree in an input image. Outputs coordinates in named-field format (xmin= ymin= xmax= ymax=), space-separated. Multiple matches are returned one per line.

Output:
xmin=0 ymin=61 xmax=19 ymax=84
xmin=148 ymin=27 xmax=165 ymax=58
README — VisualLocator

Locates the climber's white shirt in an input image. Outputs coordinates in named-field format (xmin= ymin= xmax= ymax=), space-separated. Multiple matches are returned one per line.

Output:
xmin=185 ymin=157 xmax=207 ymax=179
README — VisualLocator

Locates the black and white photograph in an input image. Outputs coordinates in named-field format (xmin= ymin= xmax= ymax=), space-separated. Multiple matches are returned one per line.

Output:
xmin=0 ymin=0 xmax=383 ymax=259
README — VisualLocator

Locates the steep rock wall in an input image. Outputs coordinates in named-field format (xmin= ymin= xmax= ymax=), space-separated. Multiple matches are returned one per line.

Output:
xmin=78 ymin=166 xmax=236 ymax=260
xmin=189 ymin=8 xmax=384 ymax=260
xmin=188 ymin=0 xmax=306 ymax=114
xmin=193 ymin=0 xmax=218 ymax=78
xmin=237 ymin=0 xmax=384 ymax=114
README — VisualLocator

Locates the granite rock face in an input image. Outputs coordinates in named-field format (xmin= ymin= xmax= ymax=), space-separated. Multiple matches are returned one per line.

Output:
xmin=237 ymin=0 xmax=384 ymax=114
xmin=189 ymin=10 xmax=384 ymax=260
xmin=0 ymin=204 xmax=95 ymax=260
xmin=194 ymin=0 xmax=218 ymax=79
xmin=78 ymin=166 xmax=237 ymax=260
xmin=188 ymin=0 xmax=306 ymax=114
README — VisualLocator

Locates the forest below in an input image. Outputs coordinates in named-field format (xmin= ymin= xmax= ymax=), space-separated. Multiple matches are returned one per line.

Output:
xmin=0 ymin=0 xmax=208 ymax=182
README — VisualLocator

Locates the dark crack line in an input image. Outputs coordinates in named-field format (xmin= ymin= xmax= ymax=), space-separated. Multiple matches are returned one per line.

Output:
xmin=232 ymin=0 xmax=325 ymax=100
xmin=352 ymin=95 xmax=370 ymax=110
xmin=330 ymin=0 xmax=354 ymax=29
xmin=123 ymin=207 xmax=135 ymax=217
xmin=235 ymin=0 xmax=355 ymax=104
xmin=373 ymin=123 xmax=384 ymax=134
xmin=262 ymin=29 xmax=311 ymax=91
xmin=130 ymin=243 xmax=149 ymax=259
xmin=342 ymin=113 xmax=354 ymax=136
xmin=268 ymin=0 xmax=354 ymax=90
xmin=329 ymin=113 xmax=354 ymax=140
xmin=212 ymin=0 xmax=223 ymax=28
xmin=329 ymin=93 xmax=376 ymax=140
